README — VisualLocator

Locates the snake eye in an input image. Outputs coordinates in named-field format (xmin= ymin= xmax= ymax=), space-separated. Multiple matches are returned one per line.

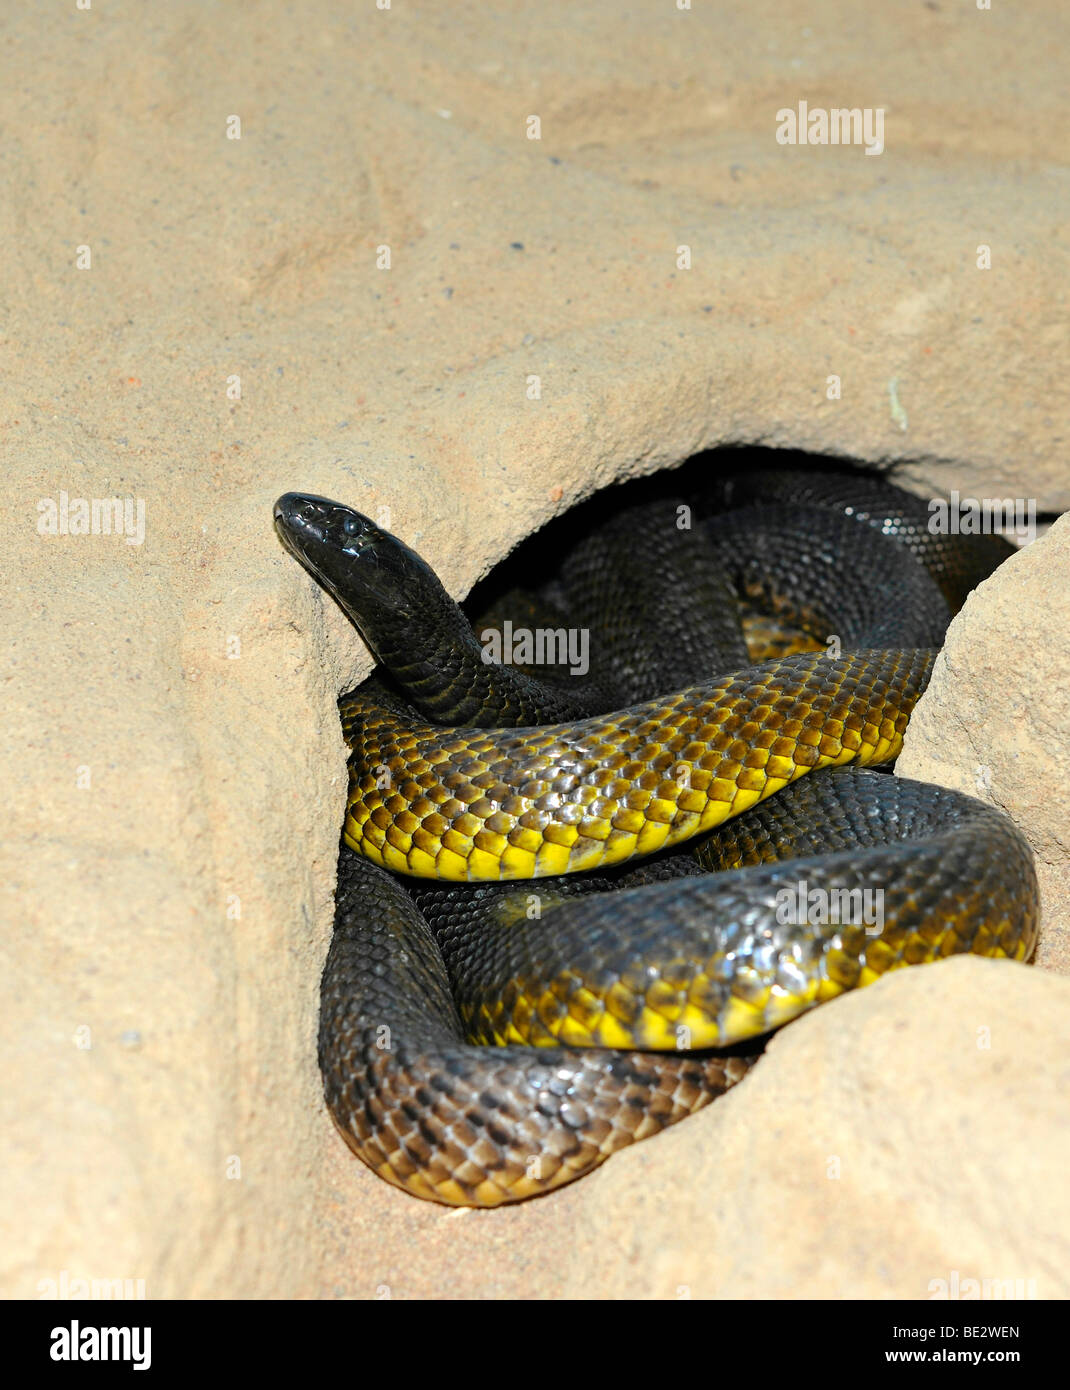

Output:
xmin=343 ymin=516 xmax=360 ymax=536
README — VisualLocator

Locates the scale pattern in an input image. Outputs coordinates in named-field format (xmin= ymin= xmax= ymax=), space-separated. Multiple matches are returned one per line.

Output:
xmin=321 ymin=851 xmax=755 ymax=1206
xmin=341 ymin=648 xmax=935 ymax=881
xmin=271 ymin=468 xmax=1041 ymax=1205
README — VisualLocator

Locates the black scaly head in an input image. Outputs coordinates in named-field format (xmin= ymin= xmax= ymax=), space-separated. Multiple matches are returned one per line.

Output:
xmin=273 ymin=492 xmax=591 ymax=726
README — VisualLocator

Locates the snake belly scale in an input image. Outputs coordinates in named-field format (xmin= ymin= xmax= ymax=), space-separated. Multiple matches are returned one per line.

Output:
xmin=274 ymin=464 xmax=1038 ymax=1207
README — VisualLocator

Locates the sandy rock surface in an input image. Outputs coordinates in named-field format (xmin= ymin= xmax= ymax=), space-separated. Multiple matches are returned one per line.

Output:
xmin=557 ymin=958 xmax=1070 ymax=1300
xmin=3 ymin=3 xmax=1067 ymax=1299
xmin=899 ymin=513 xmax=1070 ymax=975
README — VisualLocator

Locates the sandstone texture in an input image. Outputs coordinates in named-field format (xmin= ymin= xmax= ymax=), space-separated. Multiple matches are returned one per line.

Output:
xmin=899 ymin=513 xmax=1070 ymax=974
xmin=2 ymin=2 xmax=1067 ymax=1299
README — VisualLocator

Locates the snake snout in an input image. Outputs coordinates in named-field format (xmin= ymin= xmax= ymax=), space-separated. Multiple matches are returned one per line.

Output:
xmin=274 ymin=493 xmax=381 ymax=559
xmin=275 ymin=492 xmax=341 ymax=539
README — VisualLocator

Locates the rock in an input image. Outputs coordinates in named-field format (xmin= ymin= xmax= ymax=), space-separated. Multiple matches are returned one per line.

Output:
xmin=3 ymin=2 xmax=1067 ymax=1299
xmin=557 ymin=958 xmax=1070 ymax=1300
xmin=898 ymin=513 xmax=1070 ymax=974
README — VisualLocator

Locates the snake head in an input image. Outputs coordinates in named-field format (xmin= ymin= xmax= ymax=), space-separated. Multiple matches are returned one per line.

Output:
xmin=274 ymin=493 xmax=440 ymax=644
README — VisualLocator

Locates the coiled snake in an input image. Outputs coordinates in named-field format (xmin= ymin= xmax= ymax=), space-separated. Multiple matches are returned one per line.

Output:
xmin=274 ymin=463 xmax=1038 ymax=1207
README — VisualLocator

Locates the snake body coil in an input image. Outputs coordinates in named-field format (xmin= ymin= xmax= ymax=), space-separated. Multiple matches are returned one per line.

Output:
xmin=275 ymin=465 xmax=1038 ymax=1207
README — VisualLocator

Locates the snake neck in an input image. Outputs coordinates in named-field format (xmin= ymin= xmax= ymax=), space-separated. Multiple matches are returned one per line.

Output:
xmin=345 ymin=559 xmax=604 ymax=728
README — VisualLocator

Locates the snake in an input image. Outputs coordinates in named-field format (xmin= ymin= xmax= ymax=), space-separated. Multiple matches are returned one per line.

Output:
xmin=274 ymin=462 xmax=1038 ymax=1207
